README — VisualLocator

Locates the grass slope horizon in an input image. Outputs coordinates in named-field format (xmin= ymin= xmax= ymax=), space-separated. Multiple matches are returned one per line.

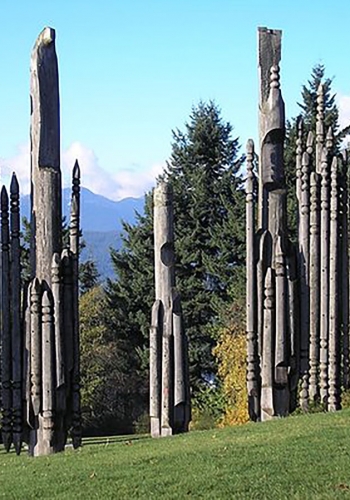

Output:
xmin=1 ymin=409 xmax=350 ymax=499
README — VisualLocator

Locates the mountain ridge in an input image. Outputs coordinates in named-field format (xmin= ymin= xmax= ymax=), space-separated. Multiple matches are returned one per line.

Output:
xmin=20 ymin=187 xmax=145 ymax=280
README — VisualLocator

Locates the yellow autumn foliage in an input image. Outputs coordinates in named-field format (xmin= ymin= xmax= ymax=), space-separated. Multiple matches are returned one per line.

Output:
xmin=213 ymin=319 xmax=249 ymax=427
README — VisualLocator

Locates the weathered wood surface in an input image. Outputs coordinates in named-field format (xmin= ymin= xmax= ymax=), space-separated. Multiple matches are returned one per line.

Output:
xmin=1 ymin=187 xmax=12 ymax=451
xmin=319 ymin=148 xmax=330 ymax=404
xmin=70 ymin=161 xmax=82 ymax=448
xmin=154 ymin=182 xmax=174 ymax=436
xmin=246 ymin=139 xmax=260 ymax=421
xmin=299 ymin=151 xmax=310 ymax=410
xmin=151 ymin=181 xmax=190 ymax=436
xmin=261 ymin=267 xmax=274 ymax=421
xmin=150 ymin=300 xmax=161 ymax=437
xmin=328 ymin=157 xmax=340 ymax=411
xmin=10 ymin=174 xmax=22 ymax=454
xmin=309 ymin=171 xmax=320 ymax=401
xmin=30 ymin=27 xmax=61 ymax=282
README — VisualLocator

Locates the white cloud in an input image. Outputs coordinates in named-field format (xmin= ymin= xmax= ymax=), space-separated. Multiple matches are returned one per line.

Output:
xmin=337 ymin=94 xmax=350 ymax=130
xmin=0 ymin=143 xmax=30 ymax=194
xmin=0 ymin=141 xmax=165 ymax=200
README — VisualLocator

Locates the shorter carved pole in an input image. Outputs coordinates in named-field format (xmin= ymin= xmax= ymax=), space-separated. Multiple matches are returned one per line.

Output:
xmin=246 ymin=139 xmax=260 ymax=421
xmin=309 ymin=172 xmax=320 ymax=401
xmin=70 ymin=160 xmax=82 ymax=449
xmin=28 ymin=278 xmax=42 ymax=456
xmin=173 ymin=291 xmax=190 ymax=432
xmin=274 ymin=236 xmax=289 ymax=416
xmin=319 ymin=148 xmax=330 ymax=404
xmin=286 ymin=245 xmax=299 ymax=411
xmin=10 ymin=174 xmax=22 ymax=454
xmin=1 ymin=186 xmax=12 ymax=451
xmin=30 ymin=278 xmax=41 ymax=417
xmin=150 ymin=300 xmax=161 ymax=437
xmin=340 ymin=153 xmax=349 ymax=389
xmin=62 ymin=249 xmax=74 ymax=410
xmin=161 ymin=303 xmax=173 ymax=436
xmin=261 ymin=267 xmax=274 ymax=421
xmin=41 ymin=290 xmax=54 ymax=454
xmin=328 ymin=157 xmax=340 ymax=411
xmin=299 ymin=151 xmax=310 ymax=410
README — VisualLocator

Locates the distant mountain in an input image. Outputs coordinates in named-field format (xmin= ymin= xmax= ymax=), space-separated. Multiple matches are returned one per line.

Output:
xmin=81 ymin=231 xmax=123 ymax=280
xmin=20 ymin=187 xmax=145 ymax=280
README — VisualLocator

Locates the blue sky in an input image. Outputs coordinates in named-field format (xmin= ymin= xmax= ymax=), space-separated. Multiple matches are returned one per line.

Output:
xmin=0 ymin=0 xmax=350 ymax=199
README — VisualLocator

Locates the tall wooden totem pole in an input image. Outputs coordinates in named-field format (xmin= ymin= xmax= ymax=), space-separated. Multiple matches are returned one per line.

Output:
xmin=150 ymin=181 xmax=191 ymax=437
xmin=246 ymin=27 xmax=349 ymax=421
xmin=0 ymin=27 xmax=81 ymax=456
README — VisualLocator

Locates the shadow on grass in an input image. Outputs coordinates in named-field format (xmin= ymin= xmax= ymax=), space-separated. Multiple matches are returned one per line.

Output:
xmin=0 ymin=433 xmax=151 ymax=455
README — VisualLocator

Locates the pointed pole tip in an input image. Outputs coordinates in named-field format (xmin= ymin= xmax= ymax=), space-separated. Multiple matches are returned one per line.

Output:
xmin=73 ymin=159 xmax=80 ymax=178
xmin=1 ymin=185 xmax=8 ymax=203
xmin=10 ymin=172 xmax=19 ymax=193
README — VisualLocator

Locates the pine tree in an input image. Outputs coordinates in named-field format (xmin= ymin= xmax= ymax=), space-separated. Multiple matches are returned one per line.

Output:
xmin=79 ymin=259 xmax=100 ymax=294
xmin=107 ymin=101 xmax=246 ymax=397
xmin=284 ymin=64 xmax=350 ymax=239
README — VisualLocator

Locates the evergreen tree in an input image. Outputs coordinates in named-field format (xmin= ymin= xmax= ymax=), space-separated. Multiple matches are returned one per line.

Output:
xmin=79 ymin=259 xmax=100 ymax=294
xmin=107 ymin=101 xmax=246 ymax=397
xmin=284 ymin=64 xmax=350 ymax=239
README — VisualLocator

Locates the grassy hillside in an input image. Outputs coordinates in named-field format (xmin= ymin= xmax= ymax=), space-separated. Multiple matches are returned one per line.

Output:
xmin=1 ymin=410 xmax=350 ymax=499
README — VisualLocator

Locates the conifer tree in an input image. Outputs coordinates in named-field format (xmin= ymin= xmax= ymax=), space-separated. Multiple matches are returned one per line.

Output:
xmin=107 ymin=101 xmax=246 ymax=396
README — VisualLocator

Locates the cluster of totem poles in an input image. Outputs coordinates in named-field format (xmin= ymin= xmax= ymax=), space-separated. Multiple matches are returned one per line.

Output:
xmin=246 ymin=27 xmax=350 ymax=421
xmin=4 ymin=23 xmax=346 ymax=456
xmin=0 ymin=28 xmax=81 ymax=455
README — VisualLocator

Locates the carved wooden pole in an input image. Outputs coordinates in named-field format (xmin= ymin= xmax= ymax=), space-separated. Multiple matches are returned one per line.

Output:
xmin=151 ymin=181 xmax=190 ymax=436
xmin=309 ymin=171 xmax=320 ymax=401
xmin=319 ymin=147 xmax=330 ymax=404
xmin=340 ymin=152 xmax=349 ymax=389
xmin=150 ymin=300 xmax=161 ymax=437
xmin=154 ymin=181 xmax=174 ymax=436
xmin=299 ymin=151 xmax=310 ymax=410
xmin=30 ymin=279 xmax=41 ymax=420
xmin=246 ymin=139 xmax=260 ymax=421
xmin=173 ymin=291 xmax=191 ymax=433
xmin=30 ymin=27 xmax=62 ymax=281
xmin=69 ymin=160 xmax=82 ymax=448
xmin=29 ymin=26 xmax=62 ymax=456
xmin=258 ymin=27 xmax=283 ymax=230
xmin=296 ymin=117 xmax=303 ymax=204
xmin=328 ymin=156 xmax=340 ymax=411
xmin=62 ymin=248 xmax=74 ymax=413
xmin=10 ymin=174 xmax=22 ymax=454
xmin=41 ymin=290 xmax=54 ymax=454
xmin=261 ymin=267 xmax=274 ymax=421
xmin=257 ymin=231 xmax=270 ymax=358
xmin=29 ymin=278 xmax=42 ymax=454
xmin=274 ymin=236 xmax=289 ymax=416
xmin=52 ymin=253 xmax=64 ymax=409
xmin=258 ymin=27 xmax=289 ymax=419
xmin=315 ymin=84 xmax=324 ymax=174
xmin=1 ymin=187 xmax=12 ymax=451
xmin=286 ymin=245 xmax=299 ymax=411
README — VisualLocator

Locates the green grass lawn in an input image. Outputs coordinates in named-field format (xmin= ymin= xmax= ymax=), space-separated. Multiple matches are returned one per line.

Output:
xmin=1 ymin=410 xmax=350 ymax=499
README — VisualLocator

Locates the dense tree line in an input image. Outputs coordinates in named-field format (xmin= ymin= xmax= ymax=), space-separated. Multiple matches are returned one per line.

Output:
xmin=78 ymin=65 xmax=349 ymax=434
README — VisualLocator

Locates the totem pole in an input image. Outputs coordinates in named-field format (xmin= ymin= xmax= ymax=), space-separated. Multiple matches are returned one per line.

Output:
xmin=0 ymin=27 xmax=82 ymax=456
xmin=150 ymin=181 xmax=190 ymax=437
xmin=246 ymin=27 xmax=349 ymax=420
